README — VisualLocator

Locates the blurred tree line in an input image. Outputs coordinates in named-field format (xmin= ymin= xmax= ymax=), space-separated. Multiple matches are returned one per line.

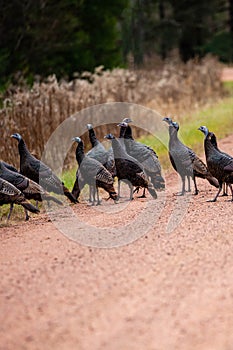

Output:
xmin=0 ymin=0 xmax=232 ymax=86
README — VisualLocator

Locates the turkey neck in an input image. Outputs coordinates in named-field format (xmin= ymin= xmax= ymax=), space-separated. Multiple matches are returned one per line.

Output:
xmin=123 ymin=126 xmax=133 ymax=140
xmin=88 ymin=128 xmax=99 ymax=147
xmin=204 ymin=134 xmax=218 ymax=161
xmin=75 ymin=143 xmax=85 ymax=165
xmin=18 ymin=138 xmax=32 ymax=161
xmin=119 ymin=126 xmax=126 ymax=138
xmin=210 ymin=133 xmax=218 ymax=149
xmin=111 ymin=138 xmax=128 ymax=159
xmin=168 ymin=126 xmax=179 ymax=148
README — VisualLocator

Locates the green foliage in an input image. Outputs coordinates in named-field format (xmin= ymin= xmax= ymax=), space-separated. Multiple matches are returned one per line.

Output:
xmin=0 ymin=0 xmax=128 ymax=85
xmin=0 ymin=0 xmax=233 ymax=86
xmin=203 ymin=32 xmax=233 ymax=62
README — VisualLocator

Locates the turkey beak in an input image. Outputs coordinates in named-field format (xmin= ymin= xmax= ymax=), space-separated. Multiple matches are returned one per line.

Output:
xmin=72 ymin=137 xmax=80 ymax=143
xmin=11 ymin=134 xmax=20 ymax=141
xmin=162 ymin=117 xmax=170 ymax=124
xmin=122 ymin=118 xmax=133 ymax=123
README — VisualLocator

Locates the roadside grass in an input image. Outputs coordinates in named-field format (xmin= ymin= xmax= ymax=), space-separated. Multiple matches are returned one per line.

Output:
xmin=0 ymin=200 xmax=40 ymax=225
xmin=61 ymin=94 xmax=233 ymax=186
xmin=1 ymin=92 xmax=233 ymax=223
xmin=223 ymin=81 xmax=233 ymax=95
xmin=139 ymin=95 xmax=233 ymax=170
xmin=0 ymin=170 xmax=77 ymax=223
xmin=61 ymin=167 xmax=77 ymax=190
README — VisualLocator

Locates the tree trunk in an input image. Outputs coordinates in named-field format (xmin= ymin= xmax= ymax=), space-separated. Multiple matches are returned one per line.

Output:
xmin=159 ymin=0 xmax=167 ymax=59
xmin=229 ymin=0 xmax=233 ymax=60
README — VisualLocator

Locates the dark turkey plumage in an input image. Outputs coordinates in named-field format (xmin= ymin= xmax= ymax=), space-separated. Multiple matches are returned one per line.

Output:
xmin=11 ymin=133 xmax=77 ymax=203
xmin=116 ymin=120 xmax=135 ymax=197
xmin=199 ymin=126 xmax=233 ymax=201
xmin=71 ymin=137 xmax=117 ymax=205
xmin=209 ymin=132 xmax=231 ymax=196
xmin=163 ymin=118 xmax=219 ymax=195
xmin=0 ymin=177 xmax=39 ymax=220
xmin=104 ymin=133 xmax=157 ymax=200
xmin=0 ymin=161 xmax=62 ymax=205
xmin=1 ymin=161 xmax=18 ymax=173
xmin=118 ymin=121 xmax=165 ymax=197
xmin=86 ymin=124 xmax=116 ymax=178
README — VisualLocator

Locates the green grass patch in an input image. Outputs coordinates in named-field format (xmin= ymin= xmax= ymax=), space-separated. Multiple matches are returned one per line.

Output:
xmin=0 ymin=170 xmax=77 ymax=224
xmin=223 ymin=81 xmax=233 ymax=96
xmin=61 ymin=167 xmax=96 ymax=200
xmin=138 ymin=96 xmax=233 ymax=169
xmin=60 ymin=96 xmax=233 ymax=176
xmin=61 ymin=167 xmax=77 ymax=191
xmin=0 ymin=199 xmax=41 ymax=225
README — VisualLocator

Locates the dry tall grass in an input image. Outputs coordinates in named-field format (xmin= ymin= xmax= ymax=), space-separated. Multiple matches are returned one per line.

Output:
xmin=0 ymin=56 xmax=224 ymax=169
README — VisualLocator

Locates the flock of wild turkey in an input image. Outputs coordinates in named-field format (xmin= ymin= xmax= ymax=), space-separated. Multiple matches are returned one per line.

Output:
xmin=0 ymin=116 xmax=233 ymax=222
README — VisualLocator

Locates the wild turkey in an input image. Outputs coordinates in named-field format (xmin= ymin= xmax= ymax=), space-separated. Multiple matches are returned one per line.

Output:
xmin=198 ymin=126 xmax=233 ymax=202
xmin=86 ymin=124 xmax=116 ymax=178
xmin=163 ymin=118 xmax=219 ymax=195
xmin=116 ymin=119 xmax=132 ymax=197
xmin=104 ymin=133 xmax=157 ymax=200
xmin=0 ymin=161 xmax=62 ymax=206
xmin=116 ymin=119 xmax=139 ymax=197
xmin=0 ymin=177 xmax=39 ymax=221
xmin=71 ymin=137 xmax=117 ymax=205
xmin=209 ymin=132 xmax=231 ymax=196
xmin=118 ymin=120 xmax=165 ymax=198
xmin=11 ymin=133 xmax=77 ymax=203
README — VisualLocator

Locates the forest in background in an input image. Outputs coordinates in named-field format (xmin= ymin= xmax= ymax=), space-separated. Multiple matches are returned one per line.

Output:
xmin=0 ymin=0 xmax=233 ymax=88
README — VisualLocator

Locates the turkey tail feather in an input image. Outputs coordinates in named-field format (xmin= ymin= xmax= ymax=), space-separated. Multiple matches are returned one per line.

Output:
xmin=44 ymin=194 xmax=63 ymax=205
xmin=147 ymin=184 xmax=157 ymax=199
xmin=63 ymin=185 xmax=78 ymax=203
xmin=150 ymin=174 xmax=165 ymax=190
xmin=20 ymin=200 xmax=40 ymax=214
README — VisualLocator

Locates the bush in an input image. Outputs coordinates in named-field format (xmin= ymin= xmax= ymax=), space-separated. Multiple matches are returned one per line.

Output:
xmin=0 ymin=56 xmax=225 ymax=169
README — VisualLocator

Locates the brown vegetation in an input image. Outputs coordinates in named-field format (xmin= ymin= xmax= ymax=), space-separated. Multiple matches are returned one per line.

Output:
xmin=0 ymin=56 xmax=224 ymax=169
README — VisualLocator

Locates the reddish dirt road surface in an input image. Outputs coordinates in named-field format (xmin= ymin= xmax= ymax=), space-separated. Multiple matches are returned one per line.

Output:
xmin=221 ymin=67 xmax=233 ymax=81
xmin=1 ymin=134 xmax=233 ymax=350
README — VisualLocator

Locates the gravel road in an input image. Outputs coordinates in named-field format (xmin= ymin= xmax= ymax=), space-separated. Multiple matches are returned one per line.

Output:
xmin=0 ymin=134 xmax=233 ymax=350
